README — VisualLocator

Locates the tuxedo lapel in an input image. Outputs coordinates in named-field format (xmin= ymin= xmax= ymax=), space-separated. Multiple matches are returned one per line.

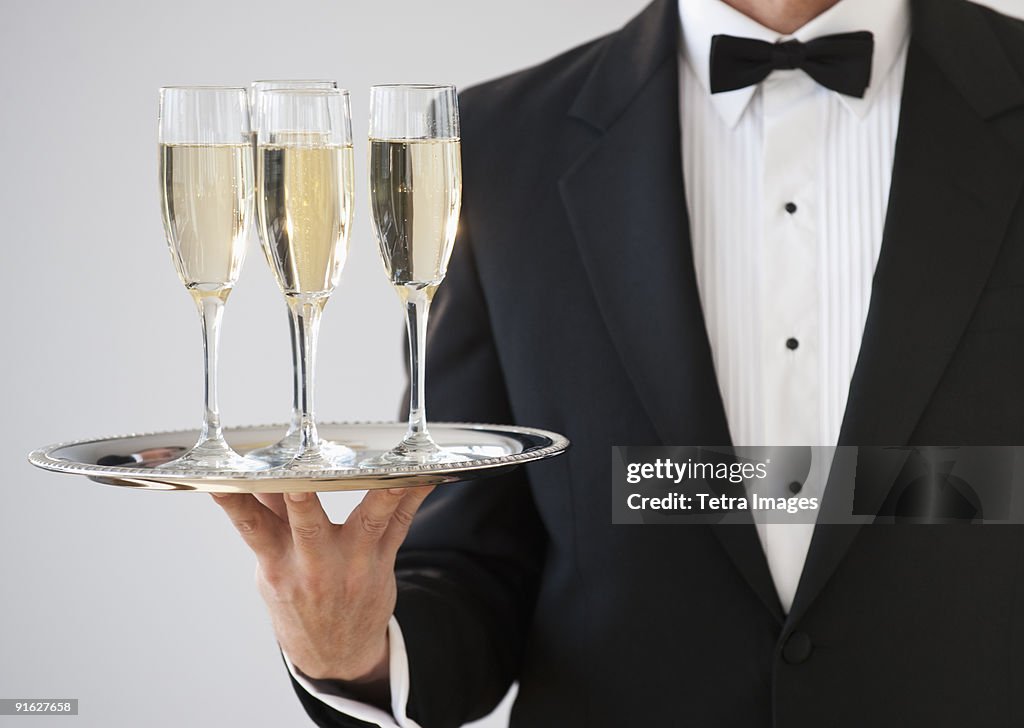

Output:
xmin=788 ymin=0 xmax=1024 ymax=628
xmin=837 ymin=0 xmax=1024 ymax=448
xmin=560 ymin=0 xmax=731 ymax=450
xmin=560 ymin=0 xmax=783 ymax=623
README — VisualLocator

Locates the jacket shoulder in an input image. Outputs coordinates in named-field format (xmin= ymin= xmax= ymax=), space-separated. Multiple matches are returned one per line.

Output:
xmin=458 ymin=33 xmax=609 ymax=134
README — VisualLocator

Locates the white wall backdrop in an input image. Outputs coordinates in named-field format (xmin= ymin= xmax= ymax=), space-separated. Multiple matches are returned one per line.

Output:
xmin=1 ymin=1 xmax=1021 ymax=726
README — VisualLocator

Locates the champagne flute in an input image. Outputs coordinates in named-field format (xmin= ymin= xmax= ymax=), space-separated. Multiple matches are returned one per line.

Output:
xmin=158 ymin=86 xmax=260 ymax=471
xmin=245 ymin=80 xmax=348 ymax=467
xmin=366 ymin=84 xmax=463 ymax=465
xmin=256 ymin=88 xmax=355 ymax=469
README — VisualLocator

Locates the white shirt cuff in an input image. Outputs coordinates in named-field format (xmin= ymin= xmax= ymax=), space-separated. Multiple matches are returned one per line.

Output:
xmin=283 ymin=615 xmax=421 ymax=728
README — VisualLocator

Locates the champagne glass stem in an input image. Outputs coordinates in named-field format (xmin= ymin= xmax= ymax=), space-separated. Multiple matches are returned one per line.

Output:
xmin=404 ymin=286 xmax=432 ymax=444
xmin=287 ymin=305 xmax=303 ymax=434
xmin=292 ymin=296 xmax=325 ymax=455
xmin=196 ymin=292 xmax=227 ymax=445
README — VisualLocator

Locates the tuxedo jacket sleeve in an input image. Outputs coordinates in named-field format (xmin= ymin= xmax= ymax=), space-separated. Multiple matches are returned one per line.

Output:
xmin=388 ymin=214 xmax=551 ymax=726
xmin=289 ymin=186 xmax=550 ymax=728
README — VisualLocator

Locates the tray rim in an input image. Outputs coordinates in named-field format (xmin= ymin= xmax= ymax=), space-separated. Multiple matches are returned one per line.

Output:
xmin=27 ymin=420 xmax=570 ymax=482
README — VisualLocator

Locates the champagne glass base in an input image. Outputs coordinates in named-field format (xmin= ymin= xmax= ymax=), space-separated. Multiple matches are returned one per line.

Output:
xmin=246 ymin=430 xmax=356 ymax=468
xmin=159 ymin=437 xmax=266 ymax=472
xmin=275 ymin=443 xmax=357 ymax=472
xmin=360 ymin=434 xmax=466 ymax=467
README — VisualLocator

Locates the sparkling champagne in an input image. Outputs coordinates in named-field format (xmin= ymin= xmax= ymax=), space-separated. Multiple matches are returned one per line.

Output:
xmin=258 ymin=143 xmax=355 ymax=297
xmin=159 ymin=143 xmax=252 ymax=297
xmin=369 ymin=139 xmax=462 ymax=292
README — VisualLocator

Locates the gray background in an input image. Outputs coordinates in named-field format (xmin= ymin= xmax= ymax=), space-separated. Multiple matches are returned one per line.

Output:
xmin=1 ymin=1 xmax=1021 ymax=726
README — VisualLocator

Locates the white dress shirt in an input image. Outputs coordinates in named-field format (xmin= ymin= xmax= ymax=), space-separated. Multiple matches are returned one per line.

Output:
xmin=289 ymin=0 xmax=910 ymax=723
xmin=681 ymin=0 xmax=907 ymax=611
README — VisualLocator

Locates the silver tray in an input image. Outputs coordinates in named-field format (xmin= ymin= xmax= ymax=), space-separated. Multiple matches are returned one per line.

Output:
xmin=28 ymin=422 xmax=569 ymax=493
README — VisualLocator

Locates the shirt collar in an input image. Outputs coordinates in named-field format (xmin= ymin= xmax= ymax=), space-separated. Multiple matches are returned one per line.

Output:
xmin=679 ymin=0 xmax=910 ymax=128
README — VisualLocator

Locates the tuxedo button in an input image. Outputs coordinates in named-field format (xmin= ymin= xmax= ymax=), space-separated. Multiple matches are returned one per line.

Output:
xmin=788 ymin=481 xmax=802 ymax=494
xmin=784 ymin=201 xmax=798 ymax=214
xmin=783 ymin=631 xmax=813 ymax=664
xmin=786 ymin=337 xmax=799 ymax=350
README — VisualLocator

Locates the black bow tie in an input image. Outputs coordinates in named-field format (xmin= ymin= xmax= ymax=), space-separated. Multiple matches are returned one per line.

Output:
xmin=709 ymin=31 xmax=874 ymax=98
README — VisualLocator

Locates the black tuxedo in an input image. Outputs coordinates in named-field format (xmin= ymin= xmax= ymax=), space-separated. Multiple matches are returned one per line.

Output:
xmin=293 ymin=0 xmax=1024 ymax=725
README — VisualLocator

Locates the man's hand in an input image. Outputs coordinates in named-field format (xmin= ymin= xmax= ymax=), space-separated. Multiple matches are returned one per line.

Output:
xmin=212 ymin=486 xmax=434 ymax=688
